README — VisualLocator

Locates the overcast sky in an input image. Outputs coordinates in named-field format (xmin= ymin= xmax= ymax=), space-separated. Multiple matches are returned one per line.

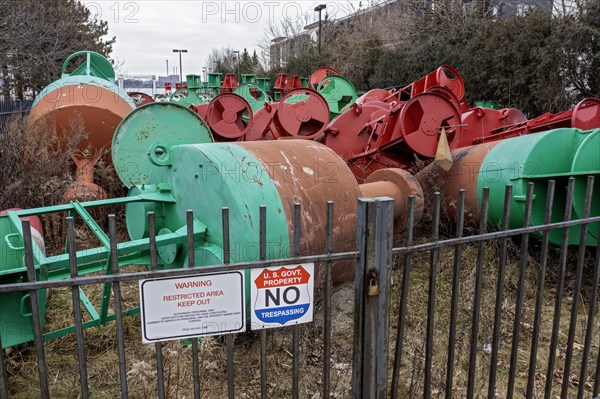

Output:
xmin=82 ymin=1 xmax=361 ymax=77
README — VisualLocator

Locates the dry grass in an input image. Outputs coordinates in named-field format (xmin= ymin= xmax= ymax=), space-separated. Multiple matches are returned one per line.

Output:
xmin=0 ymin=114 xmax=127 ymax=253
xmin=0 ymin=116 xmax=76 ymax=211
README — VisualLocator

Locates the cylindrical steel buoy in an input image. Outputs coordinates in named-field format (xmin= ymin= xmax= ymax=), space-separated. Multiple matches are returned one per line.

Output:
xmin=112 ymin=102 xmax=214 ymax=188
xmin=416 ymin=128 xmax=599 ymax=246
xmin=114 ymin=138 xmax=423 ymax=285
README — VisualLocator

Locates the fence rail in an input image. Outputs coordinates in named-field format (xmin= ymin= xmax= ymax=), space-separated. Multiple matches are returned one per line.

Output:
xmin=0 ymin=177 xmax=599 ymax=398
xmin=0 ymin=99 xmax=33 ymax=127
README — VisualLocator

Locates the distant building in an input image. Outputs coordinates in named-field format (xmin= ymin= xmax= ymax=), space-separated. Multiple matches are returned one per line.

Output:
xmin=270 ymin=33 xmax=312 ymax=69
xmin=268 ymin=0 xmax=408 ymax=69
xmin=122 ymin=79 xmax=153 ymax=89
xmin=157 ymin=75 xmax=181 ymax=88
xmin=486 ymin=0 xmax=553 ymax=18
xmin=422 ymin=0 xmax=553 ymax=18
xmin=270 ymin=37 xmax=288 ymax=69
xmin=268 ymin=0 xmax=553 ymax=70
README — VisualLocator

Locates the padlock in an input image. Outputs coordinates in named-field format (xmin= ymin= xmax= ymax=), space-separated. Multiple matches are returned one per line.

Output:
xmin=368 ymin=278 xmax=379 ymax=296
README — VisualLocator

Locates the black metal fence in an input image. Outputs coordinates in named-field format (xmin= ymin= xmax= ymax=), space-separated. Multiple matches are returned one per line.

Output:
xmin=391 ymin=176 xmax=600 ymax=399
xmin=0 ymin=177 xmax=599 ymax=398
xmin=0 ymin=99 xmax=33 ymax=127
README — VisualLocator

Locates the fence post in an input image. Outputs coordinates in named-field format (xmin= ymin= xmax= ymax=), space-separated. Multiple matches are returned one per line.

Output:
xmin=351 ymin=197 xmax=395 ymax=398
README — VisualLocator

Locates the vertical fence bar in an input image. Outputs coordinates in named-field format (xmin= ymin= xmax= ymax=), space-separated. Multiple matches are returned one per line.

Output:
xmin=467 ymin=187 xmax=490 ymax=399
xmin=391 ymin=196 xmax=416 ymax=399
xmin=362 ymin=198 xmax=394 ymax=398
xmin=225 ymin=327 xmax=235 ymax=398
xmin=525 ymin=180 xmax=555 ymax=399
xmin=424 ymin=193 xmax=441 ymax=399
xmin=0 ymin=332 xmax=7 ymax=399
xmin=108 ymin=215 xmax=129 ymax=399
xmin=578 ymin=222 xmax=600 ymax=399
xmin=506 ymin=182 xmax=535 ymax=399
xmin=222 ymin=208 xmax=230 ymax=265
xmin=376 ymin=198 xmax=395 ymax=399
xmin=560 ymin=176 xmax=594 ymax=399
xmin=186 ymin=210 xmax=201 ymax=399
xmin=323 ymin=201 xmax=334 ymax=399
xmin=259 ymin=205 xmax=268 ymax=399
xmin=544 ymin=177 xmax=575 ymax=399
xmin=362 ymin=198 xmax=379 ymax=397
xmin=292 ymin=204 xmax=301 ymax=399
xmin=67 ymin=217 xmax=90 ymax=399
xmin=222 ymin=208 xmax=235 ymax=399
xmin=593 ymin=226 xmax=600 ymax=397
xmin=445 ymin=189 xmax=466 ymax=399
xmin=148 ymin=212 xmax=166 ymax=399
xmin=22 ymin=220 xmax=50 ymax=399
xmin=352 ymin=199 xmax=368 ymax=398
xmin=488 ymin=185 xmax=513 ymax=399
xmin=352 ymin=198 xmax=394 ymax=398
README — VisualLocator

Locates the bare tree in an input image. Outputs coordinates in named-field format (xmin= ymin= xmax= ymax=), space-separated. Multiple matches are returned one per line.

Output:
xmin=257 ymin=10 xmax=316 ymax=69
xmin=0 ymin=0 xmax=114 ymax=100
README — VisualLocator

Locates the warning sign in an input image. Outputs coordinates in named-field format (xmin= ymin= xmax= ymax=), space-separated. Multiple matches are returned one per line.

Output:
xmin=139 ymin=271 xmax=245 ymax=343
xmin=250 ymin=263 xmax=314 ymax=329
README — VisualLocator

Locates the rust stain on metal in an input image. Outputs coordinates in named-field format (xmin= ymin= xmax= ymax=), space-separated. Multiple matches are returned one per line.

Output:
xmin=236 ymin=140 xmax=425 ymax=286
xmin=237 ymin=140 xmax=360 ymax=285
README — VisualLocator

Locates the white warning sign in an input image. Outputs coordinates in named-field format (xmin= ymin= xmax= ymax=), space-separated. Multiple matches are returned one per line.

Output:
xmin=139 ymin=271 xmax=245 ymax=343
xmin=250 ymin=263 xmax=314 ymax=329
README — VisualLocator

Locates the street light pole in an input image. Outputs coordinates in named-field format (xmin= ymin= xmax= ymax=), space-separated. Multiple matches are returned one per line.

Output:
xmin=233 ymin=50 xmax=240 ymax=83
xmin=172 ymin=49 xmax=188 ymax=83
xmin=314 ymin=4 xmax=326 ymax=58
